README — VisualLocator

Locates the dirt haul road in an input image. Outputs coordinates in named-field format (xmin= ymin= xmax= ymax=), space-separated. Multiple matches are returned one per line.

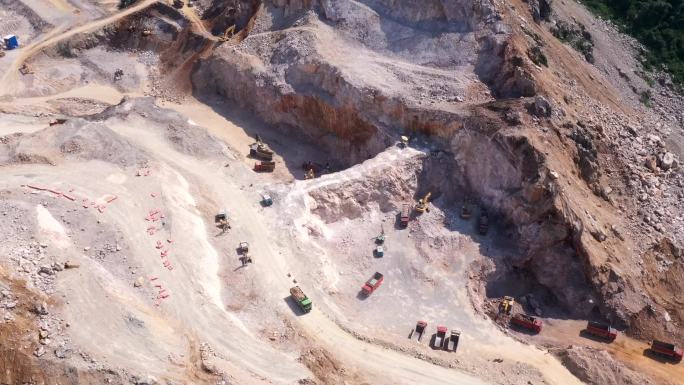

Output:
xmin=105 ymin=111 xmax=491 ymax=385
xmin=0 ymin=89 xmax=587 ymax=384
xmin=0 ymin=0 xmax=158 ymax=97
xmin=110 ymin=100 xmax=584 ymax=385
xmin=1 ymin=0 xmax=682 ymax=383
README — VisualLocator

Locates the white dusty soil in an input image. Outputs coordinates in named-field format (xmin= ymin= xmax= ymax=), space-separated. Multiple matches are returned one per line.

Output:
xmin=0 ymin=1 xmax=682 ymax=385
xmin=0 ymin=90 xmax=584 ymax=385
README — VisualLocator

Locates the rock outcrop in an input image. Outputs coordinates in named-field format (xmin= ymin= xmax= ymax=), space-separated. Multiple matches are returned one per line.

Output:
xmin=557 ymin=346 xmax=666 ymax=385
xmin=192 ymin=0 xmax=684 ymax=343
xmin=194 ymin=0 xmax=507 ymax=164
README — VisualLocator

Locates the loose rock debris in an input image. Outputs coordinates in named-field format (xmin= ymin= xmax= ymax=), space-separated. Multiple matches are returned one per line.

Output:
xmin=1 ymin=0 xmax=683 ymax=384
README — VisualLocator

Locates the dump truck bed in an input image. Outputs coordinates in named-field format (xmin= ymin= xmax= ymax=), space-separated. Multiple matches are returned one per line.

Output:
xmin=586 ymin=321 xmax=617 ymax=340
xmin=362 ymin=272 xmax=384 ymax=294
xmin=511 ymin=314 xmax=542 ymax=332
xmin=254 ymin=161 xmax=276 ymax=171
xmin=290 ymin=286 xmax=306 ymax=302
xmin=447 ymin=330 xmax=461 ymax=352
xmin=651 ymin=340 xmax=683 ymax=360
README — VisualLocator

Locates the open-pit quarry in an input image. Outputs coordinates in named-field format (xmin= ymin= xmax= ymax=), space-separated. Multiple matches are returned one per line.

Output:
xmin=1 ymin=1 xmax=683 ymax=385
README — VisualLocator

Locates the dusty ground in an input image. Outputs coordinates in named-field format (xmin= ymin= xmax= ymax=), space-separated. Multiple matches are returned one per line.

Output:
xmin=0 ymin=1 xmax=683 ymax=385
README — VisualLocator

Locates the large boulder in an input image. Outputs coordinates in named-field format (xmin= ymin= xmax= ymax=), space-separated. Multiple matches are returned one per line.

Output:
xmin=529 ymin=0 xmax=553 ymax=22
xmin=531 ymin=95 xmax=552 ymax=117
xmin=571 ymin=127 xmax=600 ymax=184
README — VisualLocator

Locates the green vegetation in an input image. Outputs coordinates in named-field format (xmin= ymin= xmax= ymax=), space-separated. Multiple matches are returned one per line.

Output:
xmin=551 ymin=20 xmax=595 ymax=63
xmin=640 ymin=89 xmax=654 ymax=106
xmin=527 ymin=46 xmax=549 ymax=67
xmin=582 ymin=0 xmax=684 ymax=86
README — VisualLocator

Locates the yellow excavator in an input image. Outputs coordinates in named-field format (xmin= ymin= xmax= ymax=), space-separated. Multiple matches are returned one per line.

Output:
xmin=218 ymin=25 xmax=236 ymax=42
xmin=304 ymin=168 xmax=315 ymax=180
xmin=500 ymin=296 xmax=514 ymax=315
xmin=414 ymin=192 xmax=431 ymax=213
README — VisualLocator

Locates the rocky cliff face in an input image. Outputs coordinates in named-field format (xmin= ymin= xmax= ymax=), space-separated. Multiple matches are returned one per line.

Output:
xmin=192 ymin=0 xmax=680 ymax=341
xmin=193 ymin=0 xmax=507 ymax=164
xmin=191 ymin=0 xmax=600 ymax=315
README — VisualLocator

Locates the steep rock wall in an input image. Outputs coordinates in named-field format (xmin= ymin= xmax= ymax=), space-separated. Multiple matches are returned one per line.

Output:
xmin=192 ymin=0 xmax=644 ymax=324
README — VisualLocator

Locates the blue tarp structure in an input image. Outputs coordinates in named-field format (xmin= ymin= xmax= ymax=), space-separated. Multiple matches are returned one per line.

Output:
xmin=4 ymin=35 xmax=19 ymax=50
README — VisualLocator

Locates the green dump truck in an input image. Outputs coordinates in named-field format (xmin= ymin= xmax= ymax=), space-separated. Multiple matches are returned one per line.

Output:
xmin=290 ymin=286 xmax=312 ymax=313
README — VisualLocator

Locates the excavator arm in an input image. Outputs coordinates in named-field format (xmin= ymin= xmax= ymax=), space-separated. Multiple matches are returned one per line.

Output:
xmin=218 ymin=25 xmax=236 ymax=42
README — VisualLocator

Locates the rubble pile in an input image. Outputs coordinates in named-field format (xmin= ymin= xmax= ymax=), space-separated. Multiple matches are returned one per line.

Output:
xmin=557 ymin=346 xmax=665 ymax=385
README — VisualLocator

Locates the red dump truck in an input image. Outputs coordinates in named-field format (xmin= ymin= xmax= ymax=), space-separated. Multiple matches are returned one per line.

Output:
xmin=412 ymin=320 xmax=427 ymax=341
xmin=650 ymin=340 xmax=683 ymax=362
xmin=585 ymin=321 xmax=618 ymax=341
xmin=433 ymin=326 xmax=448 ymax=349
xmin=361 ymin=272 xmax=384 ymax=295
xmin=511 ymin=314 xmax=542 ymax=333
xmin=400 ymin=204 xmax=410 ymax=227
xmin=254 ymin=161 xmax=275 ymax=172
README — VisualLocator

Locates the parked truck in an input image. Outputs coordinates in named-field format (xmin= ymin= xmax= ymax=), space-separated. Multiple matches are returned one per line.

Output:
xmin=400 ymin=204 xmax=410 ymax=228
xmin=478 ymin=207 xmax=489 ymax=235
xmin=460 ymin=197 xmax=472 ymax=219
xmin=254 ymin=161 xmax=276 ymax=172
xmin=650 ymin=340 xmax=683 ymax=362
xmin=433 ymin=326 xmax=448 ymax=349
xmin=412 ymin=320 xmax=427 ymax=341
xmin=361 ymin=272 xmax=384 ymax=295
xmin=289 ymin=286 xmax=312 ymax=313
xmin=510 ymin=314 xmax=542 ymax=333
xmin=446 ymin=329 xmax=461 ymax=352
xmin=585 ymin=321 xmax=618 ymax=341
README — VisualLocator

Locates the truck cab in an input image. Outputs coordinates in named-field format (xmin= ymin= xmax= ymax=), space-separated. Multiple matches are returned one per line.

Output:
xmin=215 ymin=209 xmax=228 ymax=223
